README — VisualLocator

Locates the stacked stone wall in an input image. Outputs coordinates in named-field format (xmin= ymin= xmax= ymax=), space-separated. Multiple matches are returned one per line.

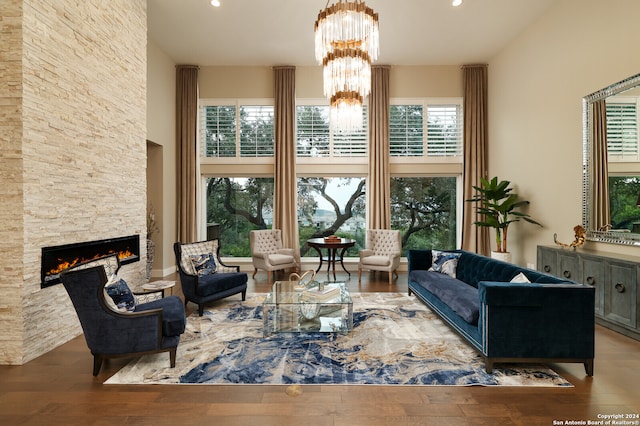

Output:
xmin=0 ymin=0 xmax=147 ymax=364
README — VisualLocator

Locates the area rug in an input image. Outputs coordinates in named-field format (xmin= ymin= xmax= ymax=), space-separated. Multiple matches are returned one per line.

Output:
xmin=105 ymin=293 xmax=572 ymax=387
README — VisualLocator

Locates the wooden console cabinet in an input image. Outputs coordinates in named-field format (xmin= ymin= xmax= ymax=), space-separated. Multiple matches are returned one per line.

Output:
xmin=537 ymin=245 xmax=640 ymax=341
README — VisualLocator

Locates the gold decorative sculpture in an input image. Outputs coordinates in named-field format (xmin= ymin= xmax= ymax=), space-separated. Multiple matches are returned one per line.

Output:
xmin=553 ymin=225 xmax=587 ymax=249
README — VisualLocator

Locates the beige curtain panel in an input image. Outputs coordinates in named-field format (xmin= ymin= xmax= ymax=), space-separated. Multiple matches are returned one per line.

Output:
xmin=273 ymin=66 xmax=300 ymax=257
xmin=461 ymin=64 xmax=490 ymax=255
xmin=368 ymin=65 xmax=391 ymax=229
xmin=176 ymin=65 xmax=199 ymax=243
xmin=592 ymin=99 xmax=610 ymax=230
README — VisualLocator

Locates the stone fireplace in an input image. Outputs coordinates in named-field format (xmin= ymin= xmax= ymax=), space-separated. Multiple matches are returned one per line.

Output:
xmin=0 ymin=0 xmax=147 ymax=365
xmin=41 ymin=235 xmax=141 ymax=288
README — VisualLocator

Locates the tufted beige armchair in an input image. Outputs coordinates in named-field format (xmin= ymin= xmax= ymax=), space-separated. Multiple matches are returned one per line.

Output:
xmin=358 ymin=229 xmax=402 ymax=285
xmin=250 ymin=229 xmax=299 ymax=286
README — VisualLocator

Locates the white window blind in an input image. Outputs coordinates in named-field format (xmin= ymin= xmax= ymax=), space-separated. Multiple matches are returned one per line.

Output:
xmin=427 ymin=104 xmax=463 ymax=157
xmin=390 ymin=105 xmax=424 ymax=156
xmin=389 ymin=100 xmax=462 ymax=158
xmin=240 ymin=105 xmax=274 ymax=157
xmin=297 ymin=105 xmax=330 ymax=157
xmin=607 ymin=102 xmax=638 ymax=159
xmin=200 ymin=102 xmax=274 ymax=158
xmin=201 ymin=105 xmax=237 ymax=158
xmin=296 ymin=104 xmax=367 ymax=157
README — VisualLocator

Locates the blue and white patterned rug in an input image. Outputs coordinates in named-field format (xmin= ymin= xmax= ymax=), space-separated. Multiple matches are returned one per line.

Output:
xmin=105 ymin=293 xmax=572 ymax=387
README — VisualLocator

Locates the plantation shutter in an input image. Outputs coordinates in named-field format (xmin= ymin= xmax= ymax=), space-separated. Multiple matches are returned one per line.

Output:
xmin=296 ymin=105 xmax=330 ymax=157
xmin=296 ymin=104 xmax=367 ymax=157
xmin=607 ymin=102 xmax=638 ymax=159
xmin=390 ymin=105 xmax=424 ymax=156
xmin=200 ymin=105 xmax=237 ymax=158
xmin=239 ymin=105 xmax=274 ymax=157
xmin=427 ymin=104 xmax=463 ymax=157
xmin=333 ymin=106 xmax=368 ymax=157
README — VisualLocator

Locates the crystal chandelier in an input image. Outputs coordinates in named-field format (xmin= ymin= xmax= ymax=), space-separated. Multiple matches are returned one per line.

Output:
xmin=314 ymin=0 xmax=379 ymax=132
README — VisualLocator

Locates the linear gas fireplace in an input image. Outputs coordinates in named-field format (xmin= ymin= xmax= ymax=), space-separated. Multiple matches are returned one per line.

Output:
xmin=41 ymin=235 xmax=140 ymax=288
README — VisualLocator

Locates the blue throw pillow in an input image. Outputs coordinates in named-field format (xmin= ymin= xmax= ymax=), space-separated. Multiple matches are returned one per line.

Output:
xmin=429 ymin=250 xmax=462 ymax=278
xmin=190 ymin=253 xmax=217 ymax=276
xmin=105 ymin=278 xmax=136 ymax=312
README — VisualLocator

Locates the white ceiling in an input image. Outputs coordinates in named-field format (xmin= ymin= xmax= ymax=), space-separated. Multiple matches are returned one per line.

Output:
xmin=147 ymin=0 xmax=559 ymax=67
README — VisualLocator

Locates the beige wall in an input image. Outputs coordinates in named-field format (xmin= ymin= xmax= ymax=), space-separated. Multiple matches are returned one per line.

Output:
xmin=488 ymin=0 xmax=640 ymax=266
xmin=199 ymin=65 xmax=463 ymax=100
xmin=147 ymin=41 xmax=177 ymax=277
xmin=0 ymin=0 xmax=147 ymax=365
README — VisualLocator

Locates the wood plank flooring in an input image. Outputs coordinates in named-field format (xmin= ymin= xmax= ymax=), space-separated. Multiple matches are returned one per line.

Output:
xmin=1 ymin=270 xmax=639 ymax=425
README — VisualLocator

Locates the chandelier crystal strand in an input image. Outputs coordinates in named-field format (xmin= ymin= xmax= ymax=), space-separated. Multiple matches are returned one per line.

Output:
xmin=314 ymin=0 xmax=379 ymax=132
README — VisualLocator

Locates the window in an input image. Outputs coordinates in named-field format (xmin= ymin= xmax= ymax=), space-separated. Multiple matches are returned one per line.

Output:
xmin=390 ymin=177 xmax=458 ymax=255
xmin=608 ymin=176 xmax=640 ymax=232
xmin=240 ymin=105 xmax=274 ymax=157
xmin=200 ymin=97 xmax=464 ymax=258
xmin=427 ymin=104 xmax=463 ymax=157
xmin=297 ymin=177 xmax=365 ymax=257
xmin=607 ymin=98 xmax=639 ymax=161
xmin=204 ymin=177 xmax=274 ymax=257
xmin=296 ymin=103 xmax=367 ymax=158
xmin=390 ymin=100 xmax=463 ymax=159
xmin=390 ymin=105 xmax=423 ymax=156
xmin=200 ymin=101 xmax=274 ymax=158
xmin=201 ymin=105 xmax=236 ymax=157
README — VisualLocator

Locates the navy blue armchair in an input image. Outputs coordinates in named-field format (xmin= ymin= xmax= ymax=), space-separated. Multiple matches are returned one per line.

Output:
xmin=174 ymin=239 xmax=248 ymax=316
xmin=60 ymin=257 xmax=186 ymax=376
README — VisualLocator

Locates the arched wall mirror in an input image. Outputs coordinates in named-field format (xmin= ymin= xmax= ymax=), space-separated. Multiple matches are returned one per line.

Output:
xmin=583 ymin=73 xmax=640 ymax=245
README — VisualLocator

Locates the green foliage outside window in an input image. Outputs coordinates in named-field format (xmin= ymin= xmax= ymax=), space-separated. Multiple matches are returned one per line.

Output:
xmin=609 ymin=176 xmax=640 ymax=231
xmin=206 ymin=176 xmax=457 ymax=257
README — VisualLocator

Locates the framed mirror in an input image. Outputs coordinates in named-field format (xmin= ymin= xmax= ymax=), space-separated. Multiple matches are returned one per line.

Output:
xmin=583 ymin=72 xmax=640 ymax=245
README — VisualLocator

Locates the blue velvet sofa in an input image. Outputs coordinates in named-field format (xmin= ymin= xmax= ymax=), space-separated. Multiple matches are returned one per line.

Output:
xmin=408 ymin=249 xmax=595 ymax=376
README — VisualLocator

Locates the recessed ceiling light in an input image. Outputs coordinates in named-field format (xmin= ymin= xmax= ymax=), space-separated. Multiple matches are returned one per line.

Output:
xmin=452 ymin=0 xmax=462 ymax=6
xmin=210 ymin=0 xmax=221 ymax=7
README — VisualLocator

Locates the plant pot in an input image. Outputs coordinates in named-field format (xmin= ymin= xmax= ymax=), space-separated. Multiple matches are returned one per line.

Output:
xmin=491 ymin=251 xmax=512 ymax=263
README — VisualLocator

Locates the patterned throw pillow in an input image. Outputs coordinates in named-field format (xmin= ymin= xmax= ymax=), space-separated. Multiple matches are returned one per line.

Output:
xmin=105 ymin=278 xmax=136 ymax=312
xmin=179 ymin=240 xmax=217 ymax=275
xmin=190 ymin=253 xmax=217 ymax=276
xmin=429 ymin=250 xmax=462 ymax=278
xmin=67 ymin=254 xmax=123 ymax=311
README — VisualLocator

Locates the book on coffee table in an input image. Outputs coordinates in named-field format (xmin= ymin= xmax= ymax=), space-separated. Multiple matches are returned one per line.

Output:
xmin=302 ymin=284 xmax=341 ymax=302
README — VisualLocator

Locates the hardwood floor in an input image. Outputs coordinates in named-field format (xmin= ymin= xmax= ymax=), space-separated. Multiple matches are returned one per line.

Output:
xmin=1 ymin=270 xmax=639 ymax=425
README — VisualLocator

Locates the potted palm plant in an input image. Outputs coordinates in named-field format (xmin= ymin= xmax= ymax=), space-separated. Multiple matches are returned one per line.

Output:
xmin=467 ymin=176 xmax=542 ymax=262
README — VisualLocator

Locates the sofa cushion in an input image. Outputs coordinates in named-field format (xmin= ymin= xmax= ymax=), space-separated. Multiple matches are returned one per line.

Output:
xmin=135 ymin=295 xmax=186 ymax=337
xmin=197 ymin=272 xmax=248 ymax=297
xmin=429 ymin=250 xmax=462 ymax=278
xmin=409 ymin=270 xmax=479 ymax=325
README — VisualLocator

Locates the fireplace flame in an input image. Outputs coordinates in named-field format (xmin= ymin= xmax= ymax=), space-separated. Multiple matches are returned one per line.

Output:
xmin=47 ymin=249 xmax=135 ymax=276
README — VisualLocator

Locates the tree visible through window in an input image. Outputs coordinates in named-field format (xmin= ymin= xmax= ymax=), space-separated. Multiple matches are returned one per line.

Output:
xmin=391 ymin=177 xmax=457 ymax=254
xmin=297 ymin=177 xmax=366 ymax=257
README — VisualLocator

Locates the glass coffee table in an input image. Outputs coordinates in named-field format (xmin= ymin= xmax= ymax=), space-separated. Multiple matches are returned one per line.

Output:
xmin=262 ymin=280 xmax=353 ymax=337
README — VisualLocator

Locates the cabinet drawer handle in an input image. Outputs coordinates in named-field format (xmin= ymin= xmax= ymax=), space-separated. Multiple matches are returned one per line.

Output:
xmin=563 ymin=270 xmax=571 ymax=278
xmin=615 ymin=283 xmax=626 ymax=293
xmin=586 ymin=276 xmax=595 ymax=285
xmin=544 ymin=265 xmax=551 ymax=272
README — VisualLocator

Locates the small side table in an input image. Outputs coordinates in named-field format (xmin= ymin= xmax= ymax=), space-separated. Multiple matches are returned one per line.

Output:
xmin=306 ymin=237 xmax=356 ymax=280
xmin=142 ymin=280 xmax=176 ymax=298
